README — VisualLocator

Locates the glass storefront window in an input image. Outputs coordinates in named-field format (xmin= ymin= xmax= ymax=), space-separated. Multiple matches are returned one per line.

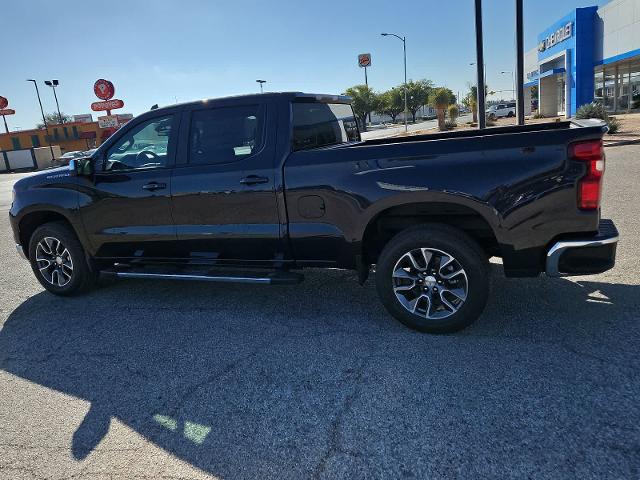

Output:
xmin=594 ymin=70 xmax=604 ymax=104
xmin=603 ymin=69 xmax=616 ymax=112
xmin=596 ymin=62 xmax=640 ymax=112
xmin=631 ymin=70 xmax=640 ymax=110
xmin=617 ymin=69 xmax=629 ymax=111
xmin=557 ymin=73 xmax=566 ymax=115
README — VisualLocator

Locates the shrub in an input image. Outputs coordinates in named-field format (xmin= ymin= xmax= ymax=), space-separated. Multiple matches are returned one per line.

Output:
xmin=607 ymin=116 xmax=620 ymax=134
xmin=576 ymin=101 xmax=608 ymax=120
xmin=532 ymin=112 xmax=545 ymax=119
xmin=576 ymin=101 xmax=621 ymax=134
xmin=447 ymin=104 xmax=459 ymax=122
xmin=444 ymin=120 xmax=457 ymax=130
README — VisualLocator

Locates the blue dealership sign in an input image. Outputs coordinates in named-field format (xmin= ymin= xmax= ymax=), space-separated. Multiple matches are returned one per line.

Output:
xmin=537 ymin=7 xmax=597 ymax=116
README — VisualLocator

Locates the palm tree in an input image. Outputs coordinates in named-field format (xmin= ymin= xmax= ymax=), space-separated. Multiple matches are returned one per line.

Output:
xmin=467 ymin=86 xmax=479 ymax=123
xmin=463 ymin=84 xmax=490 ymax=124
xmin=430 ymin=88 xmax=452 ymax=131
xmin=344 ymin=85 xmax=379 ymax=132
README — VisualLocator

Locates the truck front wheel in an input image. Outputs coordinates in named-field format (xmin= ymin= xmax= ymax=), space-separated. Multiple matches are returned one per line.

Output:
xmin=28 ymin=221 xmax=96 ymax=296
xmin=375 ymin=224 xmax=489 ymax=333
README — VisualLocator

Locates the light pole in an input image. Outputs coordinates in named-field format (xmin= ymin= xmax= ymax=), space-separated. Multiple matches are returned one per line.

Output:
xmin=469 ymin=62 xmax=487 ymax=88
xmin=44 ymin=80 xmax=63 ymax=124
xmin=27 ymin=79 xmax=55 ymax=159
xmin=381 ymin=32 xmax=408 ymax=133
xmin=256 ymin=79 xmax=266 ymax=94
xmin=500 ymin=71 xmax=515 ymax=100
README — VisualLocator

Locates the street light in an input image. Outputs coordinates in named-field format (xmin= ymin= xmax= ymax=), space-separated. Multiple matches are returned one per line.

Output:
xmin=44 ymin=80 xmax=63 ymax=124
xmin=26 ymin=79 xmax=55 ymax=159
xmin=256 ymin=79 xmax=266 ymax=94
xmin=469 ymin=62 xmax=487 ymax=87
xmin=500 ymin=71 xmax=515 ymax=100
xmin=381 ymin=32 xmax=408 ymax=133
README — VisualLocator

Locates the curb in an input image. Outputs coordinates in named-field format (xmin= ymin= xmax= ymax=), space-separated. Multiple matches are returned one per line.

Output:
xmin=604 ymin=138 xmax=640 ymax=148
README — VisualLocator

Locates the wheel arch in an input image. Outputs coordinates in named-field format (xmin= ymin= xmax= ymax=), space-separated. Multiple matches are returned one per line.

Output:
xmin=361 ymin=201 xmax=500 ymax=265
xmin=18 ymin=210 xmax=78 ymax=260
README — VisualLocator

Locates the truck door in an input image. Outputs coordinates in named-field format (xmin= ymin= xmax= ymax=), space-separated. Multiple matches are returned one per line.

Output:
xmin=78 ymin=113 xmax=179 ymax=259
xmin=169 ymin=101 xmax=282 ymax=266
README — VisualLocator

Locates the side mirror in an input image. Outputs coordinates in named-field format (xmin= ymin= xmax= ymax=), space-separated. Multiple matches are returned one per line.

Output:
xmin=69 ymin=157 xmax=94 ymax=177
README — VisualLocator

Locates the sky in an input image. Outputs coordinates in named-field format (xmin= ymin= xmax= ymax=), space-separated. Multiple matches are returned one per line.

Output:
xmin=1 ymin=0 xmax=610 ymax=131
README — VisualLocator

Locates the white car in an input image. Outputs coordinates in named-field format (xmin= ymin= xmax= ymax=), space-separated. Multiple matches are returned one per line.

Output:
xmin=486 ymin=102 xmax=516 ymax=120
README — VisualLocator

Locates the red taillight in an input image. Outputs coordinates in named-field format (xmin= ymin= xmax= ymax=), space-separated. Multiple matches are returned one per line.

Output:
xmin=569 ymin=140 xmax=605 ymax=210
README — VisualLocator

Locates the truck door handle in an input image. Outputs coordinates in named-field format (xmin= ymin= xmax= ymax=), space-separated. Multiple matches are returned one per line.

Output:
xmin=142 ymin=182 xmax=167 ymax=191
xmin=240 ymin=175 xmax=269 ymax=186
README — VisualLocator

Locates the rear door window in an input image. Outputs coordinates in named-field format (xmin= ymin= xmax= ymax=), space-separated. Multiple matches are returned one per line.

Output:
xmin=189 ymin=105 xmax=264 ymax=165
xmin=292 ymin=102 xmax=360 ymax=151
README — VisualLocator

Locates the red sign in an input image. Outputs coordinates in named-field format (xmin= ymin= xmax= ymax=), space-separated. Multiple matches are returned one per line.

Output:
xmin=0 ymin=109 xmax=15 ymax=115
xmin=91 ymin=99 xmax=124 ymax=111
xmin=94 ymin=79 xmax=115 ymax=100
xmin=358 ymin=53 xmax=371 ymax=68
xmin=0 ymin=96 xmax=8 ymax=109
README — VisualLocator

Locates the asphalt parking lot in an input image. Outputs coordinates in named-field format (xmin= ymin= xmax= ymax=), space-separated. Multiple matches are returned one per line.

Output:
xmin=1 ymin=145 xmax=639 ymax=480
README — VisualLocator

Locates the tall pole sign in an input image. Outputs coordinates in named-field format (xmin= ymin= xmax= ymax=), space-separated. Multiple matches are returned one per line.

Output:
xmin=358 ymin=53 xmax=372 ymax=87
xmin=91 ymin=79 xmax=124 ymax=131
xmin=0 ymin=96 xmax=15 ymax=134
xmin=91 ymin=79 xmax=124 ymax=115
xmin=358 ymin=54 xmax=372 ymax=124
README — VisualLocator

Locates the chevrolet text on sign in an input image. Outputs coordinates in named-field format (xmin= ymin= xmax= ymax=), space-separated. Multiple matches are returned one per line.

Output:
xmin=538 ymin=22 xmax=573 ymax=52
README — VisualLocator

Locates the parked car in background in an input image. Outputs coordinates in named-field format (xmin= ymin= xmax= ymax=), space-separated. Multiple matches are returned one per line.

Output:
xmin=55 ymin=151 xmax=86 ymax=166
xmin=486 ymin=102 xmax=516 ymax=120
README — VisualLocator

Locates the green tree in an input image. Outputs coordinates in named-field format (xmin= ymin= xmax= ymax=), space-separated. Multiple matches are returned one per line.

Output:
xmin=376 ymin=88 xmax=404 ymax=123
xmin=405 ymin=79 xmax=433 ymax=123
xmin=430 ymin=88 xmax=454 ymax=131
xmin=36 ymin=112 xmax=72 ymax=129
xmin=344 ymin=85 xmax=379 ymax=131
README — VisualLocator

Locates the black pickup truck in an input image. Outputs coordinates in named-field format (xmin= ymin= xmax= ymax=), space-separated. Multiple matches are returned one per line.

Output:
xmin=9 ymin=92 xmax=618 ymax=333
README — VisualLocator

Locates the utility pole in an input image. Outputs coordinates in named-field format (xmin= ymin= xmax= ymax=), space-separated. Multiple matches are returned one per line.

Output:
xmin=500 ymin=71 xmax=516 ymax=99
xmin=515 ymin=0 xmax=525 ymax=125
xmin=474 ymin=0 xmax=487 ymax=129
xmin=381 ymin=32 xmax=408 ymax=133
xmin=44 ymin=80 xmax=63 ymax=124
xmin=256 ymin=79 xmax=266 ymax=94
xmin=27 ymin=79 xmax=55 ymax=159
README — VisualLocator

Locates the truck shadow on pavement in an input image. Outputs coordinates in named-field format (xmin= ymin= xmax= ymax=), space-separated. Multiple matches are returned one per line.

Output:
xmin=1 ymin=268 xmax=639 ymax=478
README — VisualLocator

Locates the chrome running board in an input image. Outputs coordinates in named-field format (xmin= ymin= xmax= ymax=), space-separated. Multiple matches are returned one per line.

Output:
xmin=104 ymin=270 xmax=303 ymax=285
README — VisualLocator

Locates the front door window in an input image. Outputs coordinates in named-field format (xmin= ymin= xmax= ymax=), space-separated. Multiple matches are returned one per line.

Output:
xmin=105 ymin=115 xmax=174 ymax=171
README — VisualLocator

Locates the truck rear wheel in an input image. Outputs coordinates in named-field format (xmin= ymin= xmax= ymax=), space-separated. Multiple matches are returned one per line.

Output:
xmin=375 ymin=224 xmax=489 ymax=333
xmin=28 ymin=221 xmax=96 ymax=296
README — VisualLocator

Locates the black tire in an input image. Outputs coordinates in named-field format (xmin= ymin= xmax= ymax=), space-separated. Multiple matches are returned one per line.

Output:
xmin=28 ymin=221 xmax=96 ymax=296
xmin=375 ymin=224 xmax=489 ymax=333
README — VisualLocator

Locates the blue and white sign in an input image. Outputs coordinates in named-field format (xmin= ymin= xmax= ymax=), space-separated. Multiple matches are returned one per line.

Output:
xmin=538 ymin=22 xmax=573 ymax=52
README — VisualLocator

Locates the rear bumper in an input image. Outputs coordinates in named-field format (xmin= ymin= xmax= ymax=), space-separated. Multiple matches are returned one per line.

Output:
xmin=546 ymin=219 xmax=618 ymax=277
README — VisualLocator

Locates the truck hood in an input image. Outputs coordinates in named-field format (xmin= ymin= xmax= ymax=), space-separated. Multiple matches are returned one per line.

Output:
xmin=13 ymin=166 xmax=74 ymax=191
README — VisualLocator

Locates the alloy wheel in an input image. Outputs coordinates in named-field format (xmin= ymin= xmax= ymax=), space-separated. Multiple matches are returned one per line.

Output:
xmin=35 ymin=236 xmax=74 ymax=287
xmin=392 ymin=247 xmax=468 ymax=320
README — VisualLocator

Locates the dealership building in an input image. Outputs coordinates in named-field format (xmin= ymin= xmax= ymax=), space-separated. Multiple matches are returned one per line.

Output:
xmin=524 ymin=0 xmax=640 ymax=118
